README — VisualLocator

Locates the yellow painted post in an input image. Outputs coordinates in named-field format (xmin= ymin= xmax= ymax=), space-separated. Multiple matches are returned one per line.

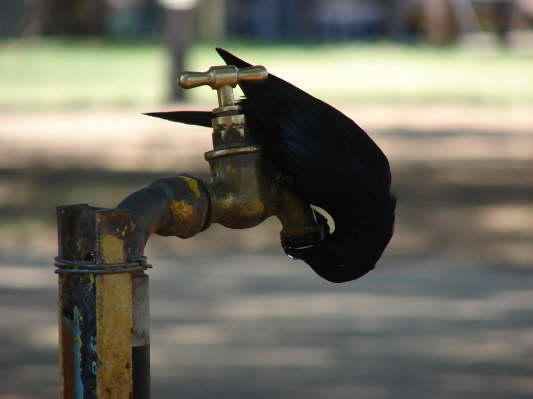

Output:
xmin=95 ymin=223 xmax=133 ymax=399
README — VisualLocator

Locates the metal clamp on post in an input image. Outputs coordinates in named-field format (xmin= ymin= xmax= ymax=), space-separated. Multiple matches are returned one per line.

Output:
xmin=54 ymin=256 xmax=152 ymax=274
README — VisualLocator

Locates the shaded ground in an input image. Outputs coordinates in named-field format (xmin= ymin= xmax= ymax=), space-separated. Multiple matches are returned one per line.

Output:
xmin=0 ymin=105 xmax=532 ymax=398
xmin=2 ymin=255 xmax=533 ymax=398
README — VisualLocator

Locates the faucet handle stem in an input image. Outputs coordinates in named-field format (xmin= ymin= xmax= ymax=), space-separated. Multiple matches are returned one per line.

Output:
xmin=179 ymin=65 xmax=267 ymax=110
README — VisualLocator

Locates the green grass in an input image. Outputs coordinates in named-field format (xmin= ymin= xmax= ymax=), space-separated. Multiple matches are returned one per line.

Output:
xmin=0 ymin=38 xmax=167 ymax=109
xmin=1 ymin=38 xmax=532 ymax=110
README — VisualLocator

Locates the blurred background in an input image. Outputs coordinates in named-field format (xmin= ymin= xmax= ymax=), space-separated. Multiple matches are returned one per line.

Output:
xmin=1 ymin=0 xmax=533 ymax=398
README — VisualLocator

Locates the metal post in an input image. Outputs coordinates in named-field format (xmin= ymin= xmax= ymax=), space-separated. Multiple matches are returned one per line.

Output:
xmin=56 ymin=205 xmax=150 ymax=399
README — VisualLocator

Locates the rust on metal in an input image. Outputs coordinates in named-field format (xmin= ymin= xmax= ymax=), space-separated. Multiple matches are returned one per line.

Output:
xmin=179 ymin=175 xmax=201 ymax=198
xmin=95 ymin=273 xmax=133 ymax=399
xmin=100 ymin=234 xmax=125 ymax=263
xmin=94 ymin=210 xmax=134 ymax=399
xmin=57 ymin=205 xmax=99 ymax=399
xmin=170 ymin=200 xmax=196 ymax=224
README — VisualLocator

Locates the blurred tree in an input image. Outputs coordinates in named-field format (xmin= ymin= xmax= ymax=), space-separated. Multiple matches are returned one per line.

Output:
xmin=491 ymin=0 xmax=514 ymax=42
xmin=107 ymin=0 xmax=161 ymax=40
xmin=23 ymin=0 xmax=108 ymax=36
xmin=424 ymin=0 xmax=456 ymax=44
xmin=0 ymin=0 xmax=28 ymax=37
xmin=513 ymin=0 xmax=533 ymax=28
xmin=160 ymin=0 xmax=198 ymax=100
xmin=198 ymin=0 xmax=225 ymax=41
xmin=383 ymin=0 xmax=409 ymax=39
xmin=251 ymin=0 xmax=284 ymax=41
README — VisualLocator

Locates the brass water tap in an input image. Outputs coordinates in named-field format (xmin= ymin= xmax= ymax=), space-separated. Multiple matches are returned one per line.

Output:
xmin=178 ymin=65 xmax=273 ymax=229
xmin=179 ymin=65 xmax=267 ymax=149
xmin=177 ymin=65 xmax=324 ymax=249
xmin=179 ymin=65 xmax=267 ymax=112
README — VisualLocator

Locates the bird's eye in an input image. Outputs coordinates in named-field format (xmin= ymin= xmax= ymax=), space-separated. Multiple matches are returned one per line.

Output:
xmin=311 ymin=205 xmax=335 ymax=233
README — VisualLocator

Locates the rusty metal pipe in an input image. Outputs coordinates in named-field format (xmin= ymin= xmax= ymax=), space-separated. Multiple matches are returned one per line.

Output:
xmin=117 ymin=175 xmax=211 ymax=255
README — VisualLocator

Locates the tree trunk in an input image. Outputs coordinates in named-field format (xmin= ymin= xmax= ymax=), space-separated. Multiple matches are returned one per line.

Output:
xmin=25 ymin=0 xmax=108 ymax=36
xmin=163 ymin=8 xmax=196 ymax=101
xmin=424 ymin=0 xmax=456 ymax=44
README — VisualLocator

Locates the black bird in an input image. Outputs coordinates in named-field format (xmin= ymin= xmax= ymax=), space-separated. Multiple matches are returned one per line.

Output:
xmin=147 ymin=48 xmax=396 ymax=283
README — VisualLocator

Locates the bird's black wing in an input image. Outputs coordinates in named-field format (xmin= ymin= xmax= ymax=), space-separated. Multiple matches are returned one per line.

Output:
xmin=217 ymin=48 xmax=395 ymax=283
xmin=215 ymin=48 xmax=388 ymax=222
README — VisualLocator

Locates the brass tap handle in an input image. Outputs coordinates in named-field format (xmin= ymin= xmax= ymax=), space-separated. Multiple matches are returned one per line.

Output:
xmin=179 ymin=65 xmax=267 ymax=110
xmin=179 ymin=65 xmax=267 ymax=90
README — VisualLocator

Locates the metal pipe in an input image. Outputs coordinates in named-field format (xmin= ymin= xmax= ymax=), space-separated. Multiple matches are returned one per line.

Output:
xmin=56 ymin=64 xmax=327 ymax=399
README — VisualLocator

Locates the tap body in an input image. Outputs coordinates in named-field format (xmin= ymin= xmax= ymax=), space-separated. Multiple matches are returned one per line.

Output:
xmin=118 ymin=110 xmax=324 ymax=257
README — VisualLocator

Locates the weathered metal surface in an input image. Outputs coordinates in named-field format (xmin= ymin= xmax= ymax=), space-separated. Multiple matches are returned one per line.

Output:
xmin=95 ymin=273 xmax=132 ymax=399
xmin=179 ymin=175 xmax=201 ymax=198
xmin=94 ymin=210 xmax=134 ymax=399
xmin=113 ymin=63 xmax=325 ymax=255
xmin=59 ymin=275 xmax=97 ymax=399
xmin=132 ymin=274 xmax=150 ymax=347
xmin=117 ymin=175 xmax=210 ymax=243
xmin=57 ymin=205 xmax=99 ymax=399
xmin=178 ymin=64 xmax=324 ymax=248
xmin=133 ymin=274 xmax=150 ymax=399
xmin=57 ymin=206 xmax=149 ymax=399
xmin=56 ymin=64 xmax=329 ymax=399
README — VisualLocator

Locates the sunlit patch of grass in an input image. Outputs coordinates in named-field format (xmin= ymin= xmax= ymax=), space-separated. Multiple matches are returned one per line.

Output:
xmin=0 ymin=38 xmax=168 ymax=110
xmin=1 ymin=38 xmax=532 ymax=109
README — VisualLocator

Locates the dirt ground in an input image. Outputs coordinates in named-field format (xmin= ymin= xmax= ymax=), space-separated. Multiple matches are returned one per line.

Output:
xmin=0 ymin=105 xmax=532 ymax=398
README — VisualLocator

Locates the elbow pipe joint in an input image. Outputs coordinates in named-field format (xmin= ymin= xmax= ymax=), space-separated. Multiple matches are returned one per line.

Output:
xmin=117 ymin=175 xmax=211 ymax=255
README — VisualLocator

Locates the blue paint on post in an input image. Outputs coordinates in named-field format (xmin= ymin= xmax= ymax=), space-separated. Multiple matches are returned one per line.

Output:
xmin=64 ymin=306 xmax=84 ymax=399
